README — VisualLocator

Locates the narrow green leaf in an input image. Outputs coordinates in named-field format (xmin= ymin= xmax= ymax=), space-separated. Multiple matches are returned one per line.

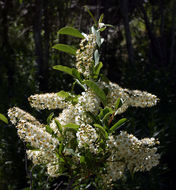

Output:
xmin=72 ymin=68 xmax=82 ymax=82
xmin=46 ymin=125 xmax=54 ymax=134
xmin=115 ymin=98 xmax=122 ymax=110
xmin=99 ymin=27 xmax=106 ymax=32
xmin=84 ymin=80 xmax=107 ymax=106
xmin=53 ymin=65 xmax=73 ymax=76
xmin=0 ymin=113 xmax=8 ymax=124
xmin=84 ymin=6 xmax=97 ymax=26
xmin=98 ymin=14 xmax=104 ymax=24
xmin=53 ymin=44 xmax=76 ymax=55
xmin=109 ymin=118 xmax=127 ymax=133
xmin=59 ymin=142 xmax=64 ymax=155
xmin=55 ymin=119 xmax=63 ymax=134
xmin=94 ymin=124 xmax=108 ymax=139
xmin=98 ymin=107 xmax=112 ymax=120
xmin=94 ymin=50 xmax=99 ymax=66
xmin=94 ymin=62 xmax=103 ymax=78
xmin=47 ymin=113 xmax=54 ymax=124
xmin=63 ymin=123 xmax=79 ymax=131
xmin=102 ymin=112 xmax=112 ymax=123
xmin=58 ymin=26 xmax=84 ymax=38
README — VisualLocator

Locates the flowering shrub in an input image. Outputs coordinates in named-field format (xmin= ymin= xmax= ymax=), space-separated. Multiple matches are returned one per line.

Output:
xmin=8 ymin=15 xmax=160 ymax=189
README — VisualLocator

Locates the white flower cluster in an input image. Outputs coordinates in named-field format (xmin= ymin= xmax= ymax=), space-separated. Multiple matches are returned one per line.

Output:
xmin=76 ymin=34 xmax=96 ymax=77
xmin=52 ymin=90 xmax=100 ymax=126
xmin=16 ymin=120 xmax=59 ymax=151
xmin=28 ymin=93 xmax=68 ymax=110
xmin=99 ymin=81 xmax=159 ymax=114
xmin=104 ymin=131 xmax=160 ymax=185
xmin=26 ymin=150 xmax=57 ymax=165
xmin=74 ymin=90 xmax=100 ymax=125
xmin=8 ymin=107 xmax=43 ymax=126
xmin=76 ymin=124 xmax=99 ymax=154
xmin=8 ymin=107 xmax=60 ymax=177
xmin=7 ymin=25 xmax=160 ymax=186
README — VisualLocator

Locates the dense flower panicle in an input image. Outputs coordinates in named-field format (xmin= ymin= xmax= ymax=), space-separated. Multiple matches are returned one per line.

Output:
xmin=47 ymin=163 xmax=60 ymax=177
xmin=76 ymin=124 xmax=99 ymax=154
xmin=49 ymin=117 xmax=62 ymax=137
xmin=8 ymin=107 xmax=42 ymax=126
xmin=27 ymin=150 xmax=57 ymax=165
xmin=115 ymin=131 xmax=160 ymax=172
xmin=129 ymin=89 xmax=159 ymax=108
xmin=99 ymin=81 xmax=159 ymax=114
xmin=74 ymin=90 xmax=100 ymax=125
xmin=76 ymin=34 xmax=96 ymax=77
xmin=57 ymin=104 xmax=75 ymax=125
xmin=16 ymin=120 xmax=59 ymax=152
xmin=28 ymin=93 xmax=68 ymax=110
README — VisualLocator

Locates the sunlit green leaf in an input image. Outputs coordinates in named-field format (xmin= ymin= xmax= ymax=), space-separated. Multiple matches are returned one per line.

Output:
xmin=115 ymin=98 xmax=122 ymax=110
xmin=109 ymin=118 xmax=127 ymax=133
xmin=47 ymin=112 xmax=54 ymax=124
xmin=84 ymin=80 xmax=107 ymax=106
xmin=63 ymin=123 xmax=79 ymax=131
xmin=58 ymin=26 xmax=84 ymax=38
xmin=0 ymin=113 xmax=8 ymax=124
xmin=53 ymin=65 xmax=73 ymax=76
xmin=94 ymin=124 xmax=108 ymax=139
xmin=80 ymin=156 xmax=85 ymax=164
xmin=98 ymin=14 xmax=104 ymax=24
xmin=53 ymin=44 xmax=76 ymax=55
xmin=57 ymin=90 xmax=70 ymax=98
xmin=55 ymin=119 xmax=63 ymax=134
xmin=94 ymin=62 xmax=103 ymax=78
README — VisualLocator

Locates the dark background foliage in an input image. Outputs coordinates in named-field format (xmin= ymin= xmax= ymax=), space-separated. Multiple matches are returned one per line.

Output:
xmin=0 ymin=0 xmax=176 ymax=189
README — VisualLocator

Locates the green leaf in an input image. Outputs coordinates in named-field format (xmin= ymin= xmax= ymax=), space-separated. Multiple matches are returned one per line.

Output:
xmin=98 ymin=107 xmax=112 ymax=120
xmin=58 ymin=26 xmax=84 ymax=38
xmin=55 ymin=119 xmax=63 ymax=134
xmin=84 ymin=80 xmax=107 ymax=106
xmin=53 ymin=65 xmax=73 ymax=76
xmin=57 ymin=90 xmax=70 ymax=98
xmin=80 ymin=155 xmax=86 ymax=164
xmin=94 ymin=62 xmax=103 ymax=78
xmin=94 ymin=124 xmax=108 ymax=139
xmin=98 ymin=14 xmax=104 ymax=24
xmin=102 ymin=112 xmax=112 ymax=123
xmin=72 ymin=68 xmax=82 ymax=82
xmin=46 ymin=125 xmax=54 ymax=134
xmin=109 ymin=118 xmax=127 ymax=133
xmin=53 ymin=44 xmax=76 ymax=55
xmin=84 ymin=6 xmax=97 ymax=26
xmin=115 ymin=98 xmax=122 ymax=110
xmin=63 ymin=123 xmax=79 ymax=131
xmin=0 ymin=113 xmax=8 ymax=124
xmin=94 ymin=50 xmax=100 ymax=66
xmin=47 ymin=112 xmax=54 ymax=124
xmin=99 ymin=27 xmax=106 ymax=32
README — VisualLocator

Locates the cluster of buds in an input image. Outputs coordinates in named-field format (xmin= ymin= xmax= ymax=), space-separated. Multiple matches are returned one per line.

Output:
xmin=76 ymin=34 xmax=96 ymax=77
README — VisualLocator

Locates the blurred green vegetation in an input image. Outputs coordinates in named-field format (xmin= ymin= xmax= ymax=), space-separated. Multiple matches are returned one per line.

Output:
xmin=0 ymin=0 xmax=176 ymax=189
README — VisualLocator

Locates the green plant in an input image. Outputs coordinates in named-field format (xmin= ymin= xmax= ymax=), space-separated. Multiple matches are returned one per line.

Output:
xmin=7 ymin=14 xmax=160 ymax=190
